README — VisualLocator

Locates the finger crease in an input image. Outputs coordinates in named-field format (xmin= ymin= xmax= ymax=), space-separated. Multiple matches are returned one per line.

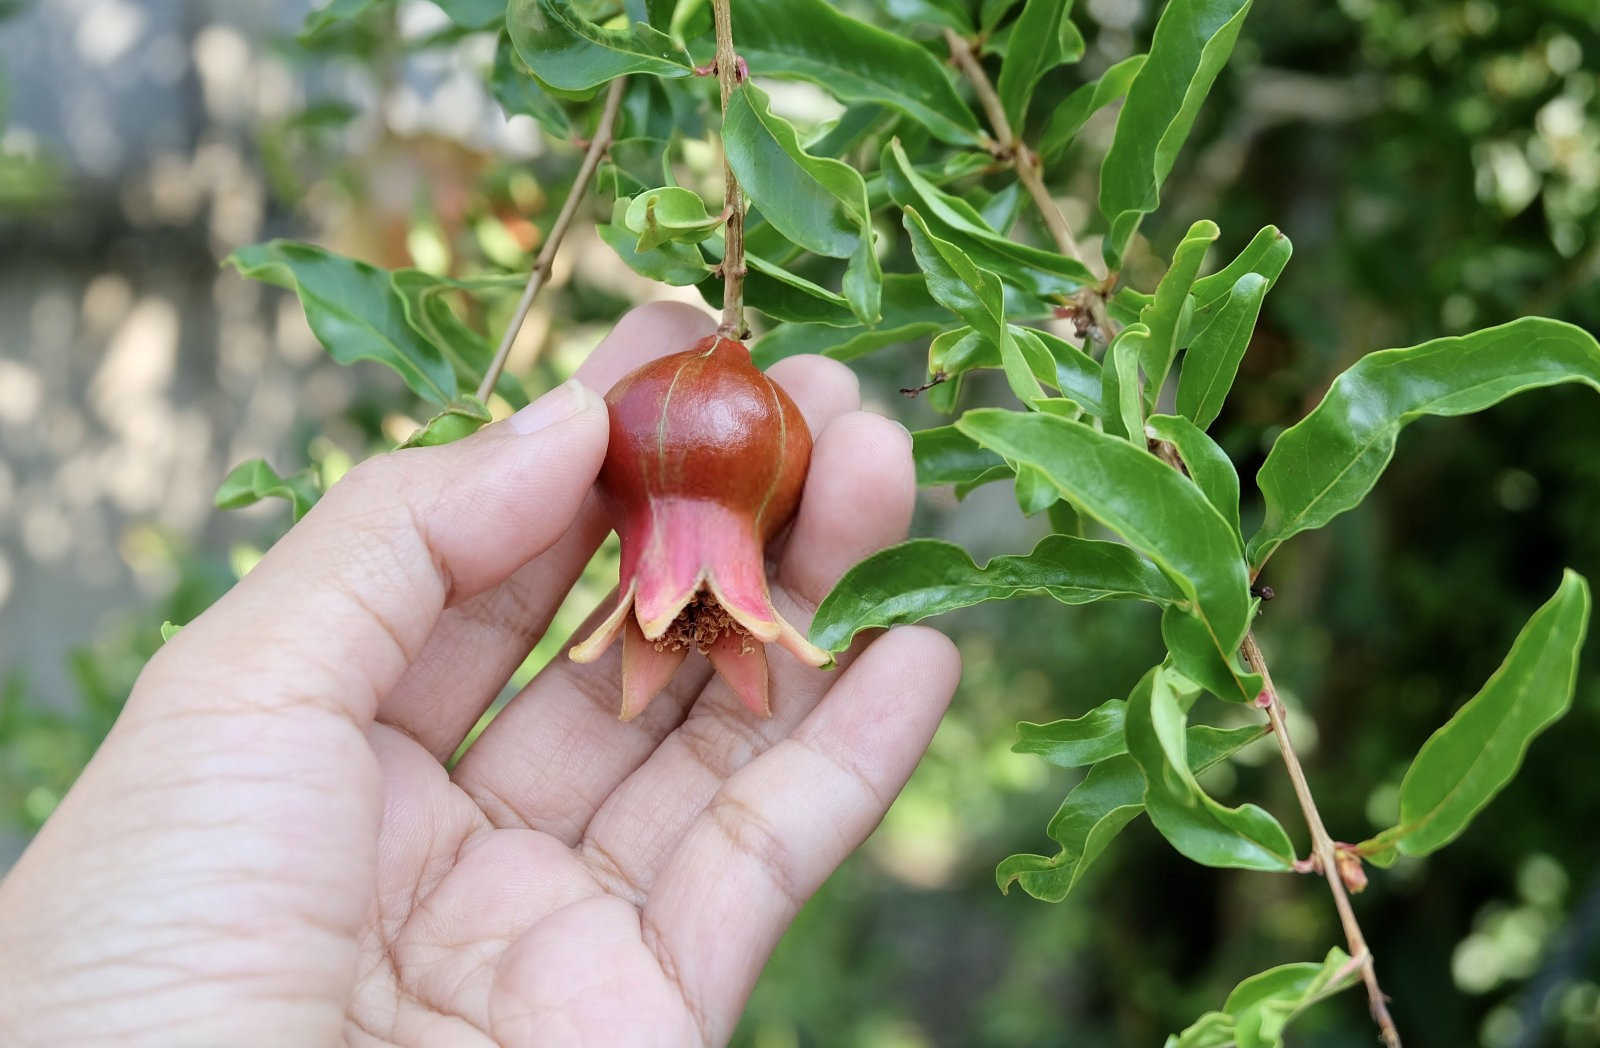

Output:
xmin=639 ymin=909 xmax=714 ymax=1048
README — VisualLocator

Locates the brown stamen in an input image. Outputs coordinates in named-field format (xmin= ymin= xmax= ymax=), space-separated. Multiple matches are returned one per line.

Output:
xmin=655 ymin=591 xmax=753 ymax=655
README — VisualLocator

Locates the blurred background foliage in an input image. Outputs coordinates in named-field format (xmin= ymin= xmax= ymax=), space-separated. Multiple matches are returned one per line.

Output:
xmin=2 ymin=0 xmax=1599 ymax=1044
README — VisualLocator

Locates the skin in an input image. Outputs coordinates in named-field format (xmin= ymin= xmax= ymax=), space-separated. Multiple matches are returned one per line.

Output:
xmin=0 ymin=302 xmax=962 ymax=1047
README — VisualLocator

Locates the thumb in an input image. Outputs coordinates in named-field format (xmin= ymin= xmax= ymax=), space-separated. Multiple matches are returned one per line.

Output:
xmin=141 ymin=378 xmax=609 ymax=725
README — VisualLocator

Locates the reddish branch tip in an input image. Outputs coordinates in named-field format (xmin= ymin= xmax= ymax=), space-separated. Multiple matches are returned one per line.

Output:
xmin=692 ymin=55 xmax=749 ymax=81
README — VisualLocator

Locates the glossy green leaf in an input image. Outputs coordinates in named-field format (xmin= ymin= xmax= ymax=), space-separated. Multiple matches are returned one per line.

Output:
xmin=1013 ymin=465 xmax=1059 ymax=516
xmin=810 ymin=535 xmax=1181 ymax=652
xmin=913 ymin=425 xmax=1010 ymax=488
xmin=432 ymin=0 xmax=505 ymax=29
xmin=599 ymin=200 xmax=714 ymax=286
xmin=926 ymin=325 xmax=1063 ymax=404
xmin=507 ymin=0 xmax=692 ymax=92
xmin=1168 ymin=948 xmax=1360 ymax=1048
xmin=159 ymin=621 xmax=181 ymax=643
xmin=981 ymin=0 xmax=1023 ymax=32
xmin=390 ymin=269 xmax=529 ymax=408
xmin=624 ymin=186 xmax=723 ymax=251
xmin=1248 ymin=317 xmax=1600 ymax=570
xmin=1139 ymin=219 xmax=1218 ymax=396
xmin=1003 ymin=710 xmax=1267 ymax=901
xmin=704 ymin=248 xmax=859 ymax=326
xmin=903 ymin=208 xmax=1042 ymax=404
xmin=1019 ymin=327 xmax=1105 ymax=417
xmin=997 ymin=755 xmax=1145 ymax=901
xmin=227 ymin=240 xmax=455 ymax=405
xmin=1177 ymin=272 xmax=1268 ymax=430
xmin=884 ymin=139 xmax=1095 ymax=296
xmin=215 ymin=458 xmax=321 ymax=521
xmin=723 ymin=82 xmax=881 ymax=323
xmin=997 ymin=0 xmax=1085 ymax=130
xmin=1362 ymin=571 xmax=1591 ymax=866
xmin=1038 ymin=54 xmax=1147 ymax=160
xmin=1099 ymin=0 xmax=1252 ymax=266
xmin=1013 ymin=699 xmax=1127 ymax=768
xmin=1127 ymin=667 xmax=1295 ymax=871
xmin=1190 ymin=225 xmax=1291 ymax=320
xmin=399 ymin=395 xmax=493 ymax=448
xmin=737 ymin=0 xmax=982 ymax=145
xmin=956 ymin=409 xmax=1257 ymax=698
xmin=1146 ymin=413 xmax=1242 ymax=544
xmin=752 ymin=276 xmax=947 ymax=366
xmin=489 ymin=30 xmax=572 ymax=138
xmin=299 ymin=0 xmax=381 ymax=42
xmin=1105 ymin=323 xmax=1147 ymax=443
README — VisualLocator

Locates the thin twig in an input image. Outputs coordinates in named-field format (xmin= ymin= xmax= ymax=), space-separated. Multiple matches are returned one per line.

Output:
xmin=475 ymin=76 xmax=627 ymax=403
xmin=1242 ymin=633 xmax=1403 ymax=1048
xmin=942 ymin=30 xmax=1095 ymax=286
xmin=711 ymin=0 xmax=746 ymax=338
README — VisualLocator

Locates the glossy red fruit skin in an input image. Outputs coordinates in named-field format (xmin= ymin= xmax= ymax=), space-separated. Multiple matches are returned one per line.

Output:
xmin=568 ymin=335 xmax=830 ymax=721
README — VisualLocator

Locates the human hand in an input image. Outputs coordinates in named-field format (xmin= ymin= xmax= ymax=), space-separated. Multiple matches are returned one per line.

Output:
xmin=0 ymin=302 xmax=961 ymax=1047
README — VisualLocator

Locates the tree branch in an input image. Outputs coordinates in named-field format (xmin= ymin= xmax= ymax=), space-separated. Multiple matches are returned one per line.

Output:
xmin=711 ymin=0 xmax=746 ymax=338
xmin=1241 ymin=633 xmax=1403 ymax=1048
xmin=475 ymin=76 xmax=627 ymax=404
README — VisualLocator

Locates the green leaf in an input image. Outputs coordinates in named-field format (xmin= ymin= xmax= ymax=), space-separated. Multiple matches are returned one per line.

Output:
xmin=879 ymin=0 xmax=973 ymax=32
xmin=300 ymin=0 xmax=383 ymax=42
xmin=902 ymin=208 xmax=1042 ymax=404
xmin=1013 ymin=699 xmax=1127 ymax=768
xmin=883 ymin=139 xmax=1095 ymax=296
xmin=1099 ymin=0 xmax=1252 ymax=266
xmin=752 ymin=275 xmax=947 ymax=366
xmin=737 ymin=0 xmax=983 ymax=145
xmin=159 ymin=621 xmax=181 ymax=643
xmin=723 ymin=82 xmax=881 ymax=323
xmin=1177 ymin=272 xmax=1268 ymax=430
xmin=926 ymin=326 xmax=1063 ymax=406
xmin=810 ymin=535 xmax=1182 ymax=652
xmin=390 ymin=269 xmax=530 ymax=408
xmin=1248 ymin=317 xmax=1600 ymax=570
xmin=624 ymin=186 xmax=723 ymax=251
xmin=1015 ymin=326 xmax=1105 ymax=417
xmin=1169 ymin=948 xmax=1361 ymax=1048
xmin=1362 ymin=571 xmax=1591 ymax=866
xmin=399 ymin=395 xmax=493 ymax=448
xmin=702 ymin=245 xmax=860 ymax=326
xmin=1146 ymin=414 xmax=1242 ymax=544
xmin=997 ymin=0 xmax=1085 ymax=130
xmin=1190 ymin=225 xmax=1291 ymax=320
xmin=1038 ymin=54 xmax=1147 ymax=160
xmin=997 ymin=755 xmax=1146 ymax=901
xmin=956 ymin=408 xmax=1259 ymax=700
xmin=1140 ymin=219 xmax=1219 ymax=397
xmin=1003 ymin=709 xmax=1267 ymax=901
xmin=506 ymin=0 xmax=692 ymax=92
xmin=1127 ymin=667 xmax=1295 ymax=871
xmin=1105 ymin=323 xmax=1148 ymax=443
xmin=226 ymin=240 xmax=456 ymax=405
xmin=913 ymin=425 xmax=1011 ymax=488
xmin=215 ymin=459 xmax=321 ymax=521
xmin=981 ymin=0 xmax=1023 ymax=32
xmin=1013 ymin=465 xmax=1060 ymax=516
xmin=599 ymin=210 xmax=714 ymax=287
xmin=432 ymin=0 xmax=505 ymax=29
xmin=489 ymin=30 xmax=573 ymax=138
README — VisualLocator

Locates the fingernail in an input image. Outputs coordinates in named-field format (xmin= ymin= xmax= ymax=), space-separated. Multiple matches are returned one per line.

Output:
xmin=508 ymin=379 xmax=597 ymax=435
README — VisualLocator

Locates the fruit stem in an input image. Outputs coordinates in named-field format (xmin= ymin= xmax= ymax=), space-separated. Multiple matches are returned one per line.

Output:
xmin=711 ymin=0 xmax=746 ymax=338
xmin=476 ymin=76 xmax=627 ymax=404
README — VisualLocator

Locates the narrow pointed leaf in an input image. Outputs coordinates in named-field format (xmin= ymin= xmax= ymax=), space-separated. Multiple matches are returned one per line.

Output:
xmin=1038 ymin=54 xmax=1147 ymax=160
xmin=1177 ymin=272 xmax=1268 ymax=430
xmin=1190 ymin=225 xmax=1291 ymax=319
xmin=1099 ymin=0 xmax=1252 ymax=266
xmin=737 ymin=0 xmax=982 ymax=145
xmin=489 ymin=30 xmax=572 ymax=137
xmin=215 ymin=459 xmax=321 ymax=521
xmin=1013 ymin=699 xmax=1127 ymax=768
xmin=956 ymin=409 xmax=1257 ymax=698
xmin=507 ymin=0 xmax=692 ymax=91
xmin=1126 ymin=667 xmax=1295 ymax=870
xmin=1106 ymin=323 xmax=1148 ymax=443
xmin=1248 ymin=317 xmax=1600 ymax=570
xmin=390 ymin=269 xmax=529 ymax=408
xmin=811 ymin=535 xmax=1182 ymax=652
xmin=913 ymin=425 xmax=1010 ymax=488
xmin=996 ymin=0 xmax=1085 ymax=130
xmin=1018 ymin=326 xmax=1105 ymax=418
xmin=753 ymin=275 xmax=947 ymax=366
xmin=226 ymin=240 xmax=456 ymax=405
xmin=399 ymin=395 xmax=493 ymax=448
xmin=1139 ymin=220 xmax=1218 ymax=395
xmin=1170 ymin=948 xmax=1361 ymax=1048
xmin=1362 ymin=571 xmax=1591 ymax=865
xmin=1146 ymin=414 xmax=1242 ymax=544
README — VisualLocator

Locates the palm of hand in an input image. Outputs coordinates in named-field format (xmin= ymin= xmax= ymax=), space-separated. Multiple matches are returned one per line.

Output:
xmin=0 ymin=304 xmax=958 ymax=1048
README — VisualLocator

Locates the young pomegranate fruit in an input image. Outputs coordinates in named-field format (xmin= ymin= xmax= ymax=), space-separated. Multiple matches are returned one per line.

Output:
xmin=569 ymin=334 xmax=831 ymax=719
